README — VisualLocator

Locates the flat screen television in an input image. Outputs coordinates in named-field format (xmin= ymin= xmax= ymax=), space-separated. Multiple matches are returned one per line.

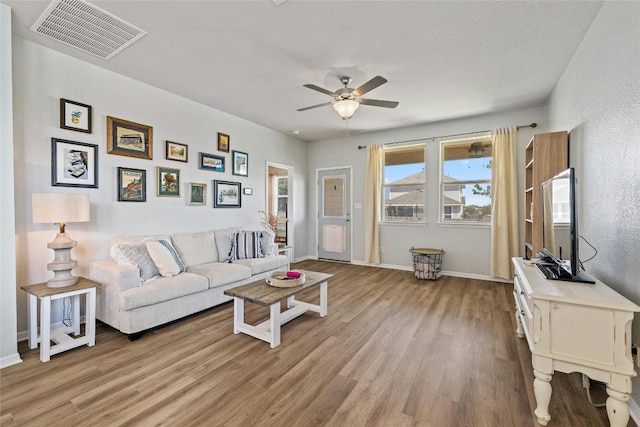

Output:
xmin=537 ymin=167 xmax=595 ymax=283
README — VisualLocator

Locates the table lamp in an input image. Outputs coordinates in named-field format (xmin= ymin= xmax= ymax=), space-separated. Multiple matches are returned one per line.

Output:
xmin=32 ymin=193 xmax=90 ymax=288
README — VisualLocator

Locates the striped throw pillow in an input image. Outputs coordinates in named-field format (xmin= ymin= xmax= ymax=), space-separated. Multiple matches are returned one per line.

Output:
xmin=145 ymin=239 xmax=185 ymax=277
xmin=231 ymin=231 xmax=262 ymax=260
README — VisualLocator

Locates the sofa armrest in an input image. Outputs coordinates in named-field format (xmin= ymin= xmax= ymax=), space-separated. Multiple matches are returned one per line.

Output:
xmin=90 ymin=260 xmax=140 ymax=292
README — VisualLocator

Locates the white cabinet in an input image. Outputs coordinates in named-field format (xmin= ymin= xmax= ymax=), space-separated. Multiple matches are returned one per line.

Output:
xmin=512 ymin=257 xmax=640 ymax=427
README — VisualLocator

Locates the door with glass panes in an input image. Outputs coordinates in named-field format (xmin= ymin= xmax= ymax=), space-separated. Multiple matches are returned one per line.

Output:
xmin=317 ymin=168 xmax=351 ymax=262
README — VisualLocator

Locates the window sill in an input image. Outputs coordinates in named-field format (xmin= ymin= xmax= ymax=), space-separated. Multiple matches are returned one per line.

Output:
xmin=379 ymin=221 xmax=427 ymax=227
xmin=437 ymin=221 xmax=490 ymax=229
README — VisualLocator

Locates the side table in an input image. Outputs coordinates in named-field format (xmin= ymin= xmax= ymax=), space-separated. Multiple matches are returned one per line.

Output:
xmin=21 ymin=277 xmax=99 ymax=362
xmin=278 ymin=245 xmax=293 ymax=263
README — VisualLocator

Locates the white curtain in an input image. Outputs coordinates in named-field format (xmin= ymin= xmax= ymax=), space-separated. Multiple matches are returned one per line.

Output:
xmin=364 ymin=145 xmax=383 ymax=263
xmin=490 ymin=126 xmax=519 ymax=279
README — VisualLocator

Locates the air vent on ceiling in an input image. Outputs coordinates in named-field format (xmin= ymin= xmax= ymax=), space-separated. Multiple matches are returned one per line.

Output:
xmin=31 ymin=0 xmax=146 ymax=60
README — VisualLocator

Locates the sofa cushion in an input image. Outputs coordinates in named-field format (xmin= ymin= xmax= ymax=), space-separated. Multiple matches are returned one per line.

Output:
xmin=186 ymin=262 xmax=252 ymax=289
xmin=145 ymin=240 xmax=185 ymax=277
xmin=213 ymin=227 xmax=241 ymax=262
xmin=110 ymin=243 xmax=159 ymax=283
xmin=119 ymin=272 xmax=209 ymax=311
xmin=171 ymin=231 xmax=218 ymax=267
xmin=231 ymin=231 xmax=262 ymax=260
xmin=232 ymin=255 xmax=289 ymax=276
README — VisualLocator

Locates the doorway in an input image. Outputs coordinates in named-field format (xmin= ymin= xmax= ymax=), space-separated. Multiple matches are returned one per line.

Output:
xmin=317 ymin=167 xmax=352 ymax=262
xmin=266 ymin=162 xmax=293 ymax=249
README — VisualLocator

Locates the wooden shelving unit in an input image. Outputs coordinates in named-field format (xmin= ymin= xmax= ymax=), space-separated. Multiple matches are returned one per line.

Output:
xmin=524 ymin=131 xmax=568 ymax=258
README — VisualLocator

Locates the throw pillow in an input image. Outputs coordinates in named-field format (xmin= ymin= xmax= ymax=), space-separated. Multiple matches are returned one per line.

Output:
xmin=145 ymin=240 xmax=185 ymax=277
xmin=260 ymin=229 xmax=276 ymax=257
xmin=231 ymin=231 xmax=262 ymax=260
xmin=213 ymin=227 xmax=241 ymax=262
xmin=111 ymin=243 xmax=159 ymax=283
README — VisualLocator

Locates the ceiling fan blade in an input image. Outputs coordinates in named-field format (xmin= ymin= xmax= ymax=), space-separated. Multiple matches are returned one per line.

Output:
xmin=353 ymin=76 xmax=387 ymax=96
xmin=297 ymin=101 xmax=334 ymax=112
xmin=303 ymin=84 xmax=335 ymax=96
xmin=358 ymin=98 xmax=399 ymax=108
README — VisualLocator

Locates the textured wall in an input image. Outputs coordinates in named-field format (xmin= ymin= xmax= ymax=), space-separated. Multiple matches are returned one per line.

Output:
xmin=545 ymin=0 xmax=640 ymax=402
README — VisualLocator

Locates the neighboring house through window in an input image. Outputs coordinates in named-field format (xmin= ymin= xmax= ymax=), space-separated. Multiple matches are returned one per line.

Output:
xmin=440 ymin=135 xmax=492 ymax=223
xmin=382 ymin=144 xmax=426 ymax=222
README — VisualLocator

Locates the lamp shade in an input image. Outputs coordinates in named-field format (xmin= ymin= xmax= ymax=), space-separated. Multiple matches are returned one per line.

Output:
xmin=333 ymin=99 xmax=360 ymax=120
xmin=32 ymin=193 xmax=90 ymax=224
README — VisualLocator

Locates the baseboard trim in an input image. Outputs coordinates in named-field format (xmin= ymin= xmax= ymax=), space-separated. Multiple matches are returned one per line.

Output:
xmin=0 ymin=352 xmax=23 ymax=369
xmin=350 ymin=259 xmax=509 ymax=283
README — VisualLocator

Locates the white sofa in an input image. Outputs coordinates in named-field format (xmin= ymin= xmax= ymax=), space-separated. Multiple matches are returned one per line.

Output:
xmin=89 ymin=228 xmax=289 ymax=339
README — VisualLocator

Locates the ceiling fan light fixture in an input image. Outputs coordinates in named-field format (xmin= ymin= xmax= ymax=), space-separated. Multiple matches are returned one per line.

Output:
xmin=333 ymin=99 xmax=360 ymax=120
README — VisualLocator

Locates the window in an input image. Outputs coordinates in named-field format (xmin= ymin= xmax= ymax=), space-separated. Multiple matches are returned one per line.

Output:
xmin=277 ymin=176 xmax=288 ymax=213
xmin=440 ymin=135 xmax=492 ymax=223
xmin=382 ymin=144 xmax=426 ymax=222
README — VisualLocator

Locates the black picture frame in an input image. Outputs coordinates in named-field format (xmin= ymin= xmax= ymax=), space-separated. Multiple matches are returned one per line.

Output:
xmin=60 ymin=98 xmax=92 ymax=133
xmin=51 ymin=138 xmax=98 ymax=188
xmin=213 ymin=180 xmax=241 ymax=208
xmin=117 ymin=167 xmax=146 ymax=202
xmin=166 ymin=140 xmax=188 ymax=162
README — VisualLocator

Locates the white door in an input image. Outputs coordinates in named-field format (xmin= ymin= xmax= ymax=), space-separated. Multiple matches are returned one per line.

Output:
xmin=318 ymin=168 xmax=351 ymax=262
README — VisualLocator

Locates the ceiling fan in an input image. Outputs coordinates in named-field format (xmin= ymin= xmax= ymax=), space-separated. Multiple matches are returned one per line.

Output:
xmin=297 ymin=75 xmax=399 ymax=120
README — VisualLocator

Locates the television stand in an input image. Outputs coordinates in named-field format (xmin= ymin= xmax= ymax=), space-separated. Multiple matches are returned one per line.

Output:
xmin=513 ymin=257 xmax=640 ymax=427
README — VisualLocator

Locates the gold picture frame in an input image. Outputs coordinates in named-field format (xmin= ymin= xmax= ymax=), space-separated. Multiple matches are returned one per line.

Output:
xmin=218 ymin=132 xmax=230 ymax=153
xmin=156 ymin=166 xmax=180 ymax=197
xmin=107 ymin=116 xmax=153 ymax=160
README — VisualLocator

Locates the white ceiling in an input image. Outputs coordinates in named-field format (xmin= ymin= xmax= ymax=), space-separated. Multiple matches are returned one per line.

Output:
xmin=3 ymin=0 xmax=604 ymax=142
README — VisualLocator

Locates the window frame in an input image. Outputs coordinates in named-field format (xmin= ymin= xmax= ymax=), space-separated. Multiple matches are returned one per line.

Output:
xmin=439 ymin=135 xmax=493 ymax=225
xmin=380 ymin=143 xmax=427 ymax=224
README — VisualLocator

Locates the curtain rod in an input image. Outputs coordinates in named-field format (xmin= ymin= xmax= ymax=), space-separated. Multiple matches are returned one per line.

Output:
xmin=356 ymin=122 xmax=537 ymax=149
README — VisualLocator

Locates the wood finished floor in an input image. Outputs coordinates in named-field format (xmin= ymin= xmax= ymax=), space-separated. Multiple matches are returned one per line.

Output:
xmin=1 ymin=260 xmax=633 ymax=427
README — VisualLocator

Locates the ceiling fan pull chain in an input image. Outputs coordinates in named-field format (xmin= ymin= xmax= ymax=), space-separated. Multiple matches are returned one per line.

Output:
xmin=345 ymin=118 xmax=350 ymax=143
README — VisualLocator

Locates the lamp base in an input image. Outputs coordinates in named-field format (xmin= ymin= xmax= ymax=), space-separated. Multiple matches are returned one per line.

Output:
xmin=46 ymin=232 xmax=79 ymax=288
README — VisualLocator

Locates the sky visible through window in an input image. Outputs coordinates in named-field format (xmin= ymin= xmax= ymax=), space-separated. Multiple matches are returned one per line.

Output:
xmin=385 ymin=157 xmax=492 ymax=207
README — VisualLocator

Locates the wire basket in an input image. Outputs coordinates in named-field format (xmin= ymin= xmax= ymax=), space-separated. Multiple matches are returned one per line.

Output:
xmin=410 ymin=247 xmax=445 ymax=280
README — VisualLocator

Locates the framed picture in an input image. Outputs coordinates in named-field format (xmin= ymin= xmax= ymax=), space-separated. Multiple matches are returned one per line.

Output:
xmin=232 ymin=150 xmax=248 ymax=177
xmin=166 ymin=141 xmax=188 ymax=162
xmin=243 ymin=187 xmax=253 ymax=195
xmin=117 ymin=167 xmax=146 ymax=202
xmin=213 ymin=180 xmax=241 ymax=208
xmin=107 ymin=116 xmax=153 ymax=160
xmin=218 ymin=132 xmax=230 ymax=153
xmin=199 ymin=152 xmax=225 ymax=172
xmin=60 ymin=98 xmax=92 ymax=133
xmin=187 ymin=182 xmax=207 ymax=206
xmin=51 ymin=138 xmax=98 ymax=188
xmin=156 ymin=166 xmax=180 ymax=197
